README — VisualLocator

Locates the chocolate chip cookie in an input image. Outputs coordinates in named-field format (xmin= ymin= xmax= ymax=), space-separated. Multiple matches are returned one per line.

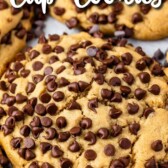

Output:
xmin=0 ymin=32 xmax=168 ymax=168
xmin=50 ymin=1 xmax=168 ymax=40
xmin=0 ymin=0 xmax=34 ymax=75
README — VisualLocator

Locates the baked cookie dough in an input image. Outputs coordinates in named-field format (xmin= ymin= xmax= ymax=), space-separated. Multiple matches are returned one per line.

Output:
xmin=50 ymin=1 xmax=168 ymax=40
xmin=0 ymin=0 xmax=34 ymax=75
xmin=0 ymin=32 xmax=168 ymax=168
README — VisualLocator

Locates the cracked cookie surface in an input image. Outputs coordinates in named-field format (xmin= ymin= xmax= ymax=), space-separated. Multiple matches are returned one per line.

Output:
xmin=0 ymin=0 xmax=33 ymax=75
xmin=50 ymin=1 xmax=168 ymax=40
xmin=0 ymin=32 xmax=168 ymax=168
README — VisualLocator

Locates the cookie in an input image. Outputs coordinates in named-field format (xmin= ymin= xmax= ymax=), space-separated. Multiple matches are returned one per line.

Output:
xmin=50 ymin=1 xmax=168 ymax=40
xmin=0 ymin=32 xmax=168 ymax=168
xmin=0 ymin=0 xmax=34 ymax=75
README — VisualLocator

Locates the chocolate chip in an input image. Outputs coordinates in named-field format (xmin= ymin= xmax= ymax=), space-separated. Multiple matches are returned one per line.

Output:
xmin=119 ymin=138 xmax=131 ymax=149
xmin=111 ymin=92 xmax=122 ymax=102
xmin=0 ymin=155 xmax=9 ymax=166
xmin=94 ymin=73 xmax=104 ymax=85
xmin=120 ymin=86 xmax=131 ymax=97
xmin=41 ymin=162 xmax=54 ymax=168
xmin=16 ymin=93 xmax=27 ymax=103
xmin=88 ymin=98 xmax=98 ymax=112
xmin=24 ymin=137 xmax=35 ymax=149
xmin=44 ymin=127 xmax=57 ymax=140
xmin=127 ymin=103 xmax=139 ymax=115
xmin=135 ymin=46 xmax=146 ymax=56
xmin=60 ymin=158 xmax=73 ymax=168
xmin=110 ymin=160 xmax=124 ymax=168
xmin=29 ymin=50 xmax=40 ymax=60
xmin=0 ymin=81 xmax=8 ymax=91
xmin=148 ymin=84 xmax=160 ymax=95
xmin=121 ymin=53 xmax=133 ymax=65
xmin=109 ymin=77 xmax=121 ymax=86
xmin=32 ymin=127 xmax=44 ymax=139
xmin=23 ymin=104 xmax=34 ymax=116
xmin=56 ymin=117 xmax=67 ymax=129
xmin=5 ymin=116 xmax=15 ymax=129
xmin=29 ymin=161 xmax=39 ymax=168
xmin=68 ymin=141 xmax=80 ymax=152
xmin=145 ymin=157 xmax=157 ymax=168
xmin=46 ymin=103 xmax=57 ymax=115
xmin=0 ymin=1 xmax=8 ymax=10
xmin=70 ymin=126 xmax=81 ymax=136
xmin=35 ymin=104 xmax=46 ymax=116
xmin=44 ymin=66 xmax=53 ymax=75
xmin=40 ymin=142 xmax=52 ymax=154
xmin=32 ymin=61 xmax=43 ymax=71
xmin=151 ymin=64 xmax=163 ymax=76
xmin=101 ymin=89 xmax=113 ymax=100
xmin=84 ymin=131 xmax=97 ymax=145
xmin=49 ymin=56 xmax=59 ymax=64
xmin=109 ymin=106 xmax=122 ymax=119
xmin=134 ymin=88 xmax=146 ymax=100
xmin=111 ymin=124 xmax=122 ymax=137
xmin=47 ymin=80 xmax=57 ymax=92
xmin=136 ymin=58 xmax=146 ymax=71
xmin=54 ymin=7 xmax=65 ymax=15
xmin=58 ymin=132 xmax=70 ymax=142
xmin=97 ymin=128 xmax=109 ymax=139
xmin=80 ymin=118 xmax=92 ymax=129
xmin=87 ymin=46 xmax=98 ymax=57
xmin=20 ymin=125 xmax=31 ymax=137
xmin=78 ymin=81 xmax=90 ymax=92
xmin=6 ymin=96 xmax=16 ymax=106
xmin=42 ymin=44 xmax=52 ymax=54
xmin=53 ymin=91 xmax=64 ymax=102
xmin=84 ymin=150 xmax=97 ymax=161
xmin=0 ymin=107 xmax=6 ymax=118
xmin=68 ymin=82 xmax=79 ymax=93
xmin=30 ymin=116 xmax=41 ymax=127
xmin=104 ymin=144 xmax=115 ymax=156
xmin=32 ymin=74 xmax=44 ymax=84
xmin=51 ymin=145 xmax=63 ymax=158
xmin=1 ymin=125 xmax=13 ymax=135
xmin=132 ymin=13 xmax=143 ymax=24
xmin=153 ymin=49 xmax=164 ymax=61
xmin=58 ymin=77 xmax=70 ymax=87
xmin=129 ymin=123 xmax=140 ymax=135
xmin=151 ymin=140 xmax=163 ymax=152
xmin=138 ymin=72 xmax=150 ymax=83
xmin=89 ymin=13 xmax=99 ymax=24
xmin=123 ymin=73 xmax=134 ymax=85
xmin=41 ymin=117 xmax=53 ymax=127
xmin=26 ymin=82 xmax=36 ymax=94
xmin=40 ymin=92 xmax=51 ymax=103
xmin=10 ymin=137 xmax=22 ymax=149
xmin=114 ymin=63 xmax=126 ymax=74
xmin=54 ymin=46 xmax=64 ymax=54
xmin=140 ymin=4 xmax=151 ymax=14
xmin=18 ymin=148 xmax=35 ymax=161
xmin=66 ymin=17 xmax=78 ymax=28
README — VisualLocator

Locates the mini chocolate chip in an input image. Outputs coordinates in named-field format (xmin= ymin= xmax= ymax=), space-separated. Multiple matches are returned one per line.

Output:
xmin=121 ymin=53 xmax=133 ymax=65
xmin=56 ymin=117 xmax=67 ymax=129
xmin=26 ymin=82 xmax=36 ymax=94
xmin=104 ymin=144 xmax=115 ymax=156
xmin=60 ymin=158 xmax=73 ymax=168
xmin=151 ymin=140 xmax=163 ymax=152
xmin=136 ymin=58 xmax=146 ymax=71
xmin=123 ymin=73 xmax=134 ymax=85
xmin=53 ymin=91 xmax=64 ymax=102
xmin=51 ymin=145 xmax=63 ymax=158
xmin=132 ymin=13 xmax=143 ymax=24
xmin=84 ymin=149 xmax=97 ymax=161
xmin=127 ymin=103 xmax=139 ymax=115
xmin=20 ymin=125 xmax=30 ymax=137
xmin=40 ymin=142 xmax=52 ymax=154
xmin=35 ymin=104 xmax=46 ymax=116
xmin=129 ymin=123 xmax=140 ymax=135
xmin=24 ymin=137 xmax=35 ymax=149
xmin=111 ymin=124 xmax=122 ymax=137
xmin=46 ymin=103 xmax=57 ymax=115
xmin=134 ymin=88 xmax=146 ymax=100
xmin=138 ymin=72 xmax=150 ymax=83
xmin=145 ymin=157 xmax=157 ymax=168
xmin=66 ymin=17 xmax=78 ymax=28
xmin=43 ymin=127 xmax=57 ymax=140
xmin=111 ymin=92 xmax=122 ymax=102
xmin=16 ymin=93 xmax=27 ymax=103
xmin=119 ymin=138 xmax=131 ymax=149
xmin=32 ymin=61 xmax=43 ymax=71
xmin=109 ymin=77 xmax=121 ymax=86
xmin=148 ymin=84 xmax=160 ymax=95
xmin=109 ymin=106 xmax=122 ymax=119
xmin=42 ymin=44 xmax=52 ymax=54
xmin=80 ymin=118 xmax=92 ymax=129
xmin=40 ymin=92 xmax=51 ymax=103
xmin=70 ymin=126 xmax=81 ymax=136
xmin=29 ymin=50 xmax=40 ymax=60
xmin=41 ymin=117 xmax=53 ymax=127
xmin=58 ymin=132 xmax=70 ymax=142
xmin=84 ymin=131 xmax=97 ymax=145
xmin=97 ymin=128 xmax=109 ymax=139
xmin=87 ymin=46 xmax=98 ymax=57
xmin=10 ymin=137 xmax=22 ymax=149
xmin=68 ymin=141 xmax=80 ymax=152
xmin=88 ymin=98 xmax=98 ymax=112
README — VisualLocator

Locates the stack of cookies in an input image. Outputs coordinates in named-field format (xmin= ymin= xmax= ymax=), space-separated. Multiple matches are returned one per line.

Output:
xmin=0 ymin=1 xmax=168 ymax=168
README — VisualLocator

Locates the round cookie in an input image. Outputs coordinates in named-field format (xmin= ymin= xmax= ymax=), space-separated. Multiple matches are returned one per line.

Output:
xmin=0 ymin=32 xmax=168 ymax=168
xmin=0 ymin=0 xmax=34 ymax=75
xmin=50 ymin=1 xmax=168 ymax=40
